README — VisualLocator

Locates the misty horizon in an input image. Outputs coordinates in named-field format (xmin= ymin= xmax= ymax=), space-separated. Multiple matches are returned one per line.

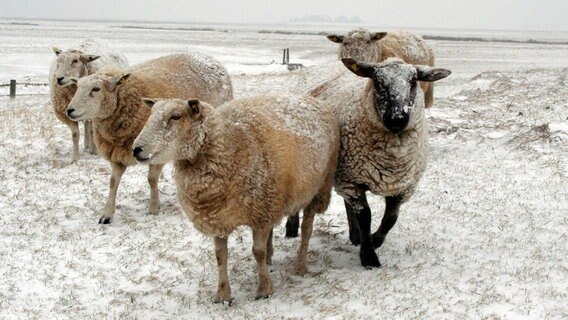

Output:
xmin=1 ymin=0 xmax=568 ymax=32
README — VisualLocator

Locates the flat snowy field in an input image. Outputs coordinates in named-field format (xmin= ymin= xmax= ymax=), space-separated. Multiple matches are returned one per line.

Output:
xmin=1 ymin=20 xmax=567 ymax=319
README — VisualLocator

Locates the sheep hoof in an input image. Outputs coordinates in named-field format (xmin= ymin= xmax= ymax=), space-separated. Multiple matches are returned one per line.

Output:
xmin=360 ymin=250 xmax=381 ymax=268
xmin=214 ymin=297 xmax=234 ymax=306
xmin=293 ymin=264 xmax=308 ymax=276
xmin=254 ymin=293 xmax=271 ymax=300
xmin=99 ymin=216 xmax=113 ymax=224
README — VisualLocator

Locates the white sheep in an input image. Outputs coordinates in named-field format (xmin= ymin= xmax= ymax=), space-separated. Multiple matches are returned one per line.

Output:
xmin=49 ymin=38 xmax=129 ymax=161
xmin=327 ymin=28 xmax=437 ymax=108
xmin=132 ymin=94 xmax=339 ymax=302
xmin=304 ymin=58 xmax=451 ymax=267
xmin=65 ymin=53 xmax=233 ymax=224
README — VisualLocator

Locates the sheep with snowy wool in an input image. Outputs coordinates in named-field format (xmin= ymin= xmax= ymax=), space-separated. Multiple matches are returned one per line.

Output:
xmin=49 ymin=38 xmax=129 ymax=162
xmin=327 ymin=28 xmax=437 ymax=108
xmin=132 ymin=94 xmax=339 ymax=303
xmin=305 ymin=57 xmax=450 ymax=267
xmin=65 ymin=53 xmax=233 ymax=224
xmin=340 ymin=58 xmax=450 ymax=267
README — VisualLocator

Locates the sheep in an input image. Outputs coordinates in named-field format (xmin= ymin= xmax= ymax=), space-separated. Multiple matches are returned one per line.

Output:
xmin=315 ymin=57 xmax=449 ymax=268
xmin=65 ymin=53 xmax=233 ymax=224
xmin=132 ymin=94 xmax=339 ymax=302
xmin=49 ymin=38 xmax=129 ymax=162
xmin=327 ymin=28 xmax=437 ymax=108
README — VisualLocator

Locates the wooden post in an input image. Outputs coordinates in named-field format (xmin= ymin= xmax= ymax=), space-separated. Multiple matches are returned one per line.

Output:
xmin=283 ymin=49 xmax=286 ymax=65
xmin=286 ymin=48 xmax=290 ymax=64
xmin=10 ymin=80 xmax=16 ymax=99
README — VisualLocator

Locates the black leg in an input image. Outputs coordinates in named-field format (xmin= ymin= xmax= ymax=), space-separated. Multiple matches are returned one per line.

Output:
xmin=372 ymin=195 xmax=403 ymax=249
xmin=285 ymin=212 xmax=300 ymax=238
xmin=344 ymin=199 xmax=361 ymax=245
xmin=346 ymin=192 xmax=380 ymax=268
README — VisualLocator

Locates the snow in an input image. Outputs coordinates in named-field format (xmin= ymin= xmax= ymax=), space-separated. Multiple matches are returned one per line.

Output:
xmin=1 ymin=19 xmax=568 ymax=319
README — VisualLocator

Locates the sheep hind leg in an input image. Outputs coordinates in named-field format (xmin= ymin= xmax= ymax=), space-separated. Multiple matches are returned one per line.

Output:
xmin=294 ymin=183 xmax=332 ymax=276
xmin=284 ymin=212 xmax=300 ymax=238
xmin=266 ymin=229 xmax=273 ymax=265
xmin=213 ymin=237 xmax=233 ymax=305
xmin=346 ymin=192 xmax=381 ymax=268
xmin=148 ymin=164 xmax=164 ymax=215
xmin=68 ymin=121 xmax=80 ymax=162
xmin=252 ymin=228 xmax=273 ymax=300
xmin=100 ymin=162 xmax=126 ymax=224
xmin=372 ymin=195 xmax=402 ymax=249
xmin=293 ymin=208 xmax=315 ymax=276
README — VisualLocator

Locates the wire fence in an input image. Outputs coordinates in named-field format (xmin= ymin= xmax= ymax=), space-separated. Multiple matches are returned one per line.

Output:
xmin=1 ymin=81 xmax=49 ymax=98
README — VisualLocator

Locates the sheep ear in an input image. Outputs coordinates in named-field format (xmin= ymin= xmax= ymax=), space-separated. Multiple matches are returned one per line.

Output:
xmin=415 ymin=66 xmax=452 ymax=82
xmin=188 ymin=99 xmax=201 ymax=119
xmin=52 ymin=47 xmax=62 ymax=56
xmin=142 ymin=98 xmax=156 ymax=108
xmin=370 ymin=32 xmax=388 ymax=42
xmin=327 ymin=34 xmax=344 ymax=43
xmin=341 ymin=58 xmax=376 ymax=78
xmin=80 ymin=54 xmax=101 ymax=63
xmin=115 ymin=73 xmax=131 ymax=86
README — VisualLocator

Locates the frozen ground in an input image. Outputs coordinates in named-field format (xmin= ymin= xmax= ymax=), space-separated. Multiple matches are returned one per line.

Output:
xmin=0 ymin=20 xmax=567 ymax=319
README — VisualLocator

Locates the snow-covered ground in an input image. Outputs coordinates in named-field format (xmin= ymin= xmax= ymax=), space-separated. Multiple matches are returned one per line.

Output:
xmin=0 ymin=20 xmax=567 ymax=319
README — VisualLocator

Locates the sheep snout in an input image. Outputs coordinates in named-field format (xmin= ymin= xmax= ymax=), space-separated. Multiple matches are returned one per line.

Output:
xmin=132 ymin=146 xmax=150 ymax=163
xmin=383 ymin=111 xmax=409 ymax=134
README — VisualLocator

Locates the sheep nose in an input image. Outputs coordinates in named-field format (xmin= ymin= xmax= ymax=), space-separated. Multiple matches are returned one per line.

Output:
xmin=383 ymin=113 xmax=409 ymax=134
xmin=133 ymin=146 xmax=143 ymax=157
xmin=56 ymin=77 xmax=64 ymax=85
xmin=67 ymin=108 xmax=75 ymax=117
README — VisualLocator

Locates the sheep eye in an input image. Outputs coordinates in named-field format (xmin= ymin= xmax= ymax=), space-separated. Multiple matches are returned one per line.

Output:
xmin=72 ymin=59 xmax=78 ymax=64
xmin=92 ymin=87 xmax=100 ymax=92
xmin=170 ymin=115 xmax=182 ymax=121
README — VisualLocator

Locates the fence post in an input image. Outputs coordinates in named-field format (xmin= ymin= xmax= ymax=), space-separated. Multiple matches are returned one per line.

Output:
xmin=286 ymin=48 xmax=290 ymax=64
xmin=10 ymin=80 xmax=16 ymax=99
xmin=283 ymin=49 xmax=286 ymax=64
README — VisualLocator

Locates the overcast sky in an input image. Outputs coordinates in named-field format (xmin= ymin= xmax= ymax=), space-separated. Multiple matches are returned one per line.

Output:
xmin=1 ymin=0 xmax=567 ymax=31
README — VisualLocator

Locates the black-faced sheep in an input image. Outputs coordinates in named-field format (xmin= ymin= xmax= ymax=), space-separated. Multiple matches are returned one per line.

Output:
xmin=65 ymin=53 xmax=233 ymax=224
xmin=328 ymin=58 xmax=450 ymax=267
xmin=132 ymin=95 xmax=339 ymax=302
xmin=327 ymin=28 xmax=437 ymax=108
xmin=49 ymin=38 xmax=128 ymax=162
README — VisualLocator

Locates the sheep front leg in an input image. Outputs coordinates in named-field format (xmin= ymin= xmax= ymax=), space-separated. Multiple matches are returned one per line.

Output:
xmin=252 ymin=228 xmax=273 ymax=300
xmin=345 ymin=192 xmax=381 ymax=268
xmin=213 ymin=237 xmax=232 ymax=304
xmin=285 ymin=212 xmax=300 ymax=238
xmin=294 ymin=209 xmax=315 ymax=276
xmin=372 ymin=195 xmax=402 ymax=249
xmin=67 ymin=121 xmax=80 ymax=162
xmin=147 ymin=164 xmax=164 ymax=215
xmin=344 ymin=199 xmax=361 ymax=245
xmin=100 ymin=162 xmax=126 ymax=224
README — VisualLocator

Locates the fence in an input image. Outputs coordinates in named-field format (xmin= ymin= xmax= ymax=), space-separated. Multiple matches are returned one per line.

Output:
xmin=281 ymin=48 xmax=304 ymax=71
xmin=0 ymin=80 xmax=49 ymax=98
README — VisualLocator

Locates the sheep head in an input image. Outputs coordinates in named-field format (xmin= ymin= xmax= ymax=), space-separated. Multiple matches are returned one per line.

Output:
xmin=328 ymin=29 xmax=387 ymax=62
xmin=51 ymin=47 xmax=100 ymax=86
xmin=65 ymin=71 xmax=129 ymax=121
xmin=133 ymin=98 xmax=209 ymax=165
xmin=342 ymin=58 xmax=451 ymax=133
